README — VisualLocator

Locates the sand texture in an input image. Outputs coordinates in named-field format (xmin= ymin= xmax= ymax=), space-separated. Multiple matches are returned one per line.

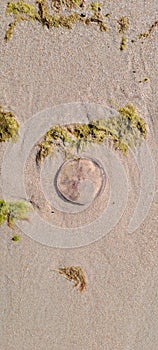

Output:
xmin=0 ymin=0 xmax=158 ymax=349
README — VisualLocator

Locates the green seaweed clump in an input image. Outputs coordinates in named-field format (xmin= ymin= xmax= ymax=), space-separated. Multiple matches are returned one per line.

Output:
xmin=118 ymin=104 xmax=147 ymax=137
xmin=0 ymin=106 xmax=19 ymax=142
xmin=6 ymin=0 xmax=38 ymax=18
xmin=12 ymin=235 xmax=20 ymax=241
xmin=5 ymin=0 xmax=39 ymax=40
xmin=120 ymin=35 xmax=127 ymax=50
xmin=36 ymin=104 xmax=147 ymax=164
xmin=36 ymin=124 xmax=75 ymax=164
xmin=5 ymin=0 xmax=109 ymax=40
xmin=0 ymin=199 xmax=31 ymax=228
xmin=117 ymin=17 xmax=128 ymax=51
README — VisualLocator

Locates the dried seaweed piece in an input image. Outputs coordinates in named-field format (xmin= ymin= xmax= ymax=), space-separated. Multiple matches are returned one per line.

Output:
xmin=36 ymin=0 xmax=53 ymax=28
xmin=138 ymin=20 xmax=158 ymax=39
xmin=88 ymin=16 xmax=108 ymax=32
xmin=0 ymin=105 xmax=19 ymax=142
xmin=88 ymin=2 xmax=109 ymax=32
xmin=117 ymin=16 xmax=129 ymax=33
xmin=57 ymin=266 xmax=86 ymax=292
xmin=5 ymin=19 xmax=18 ymax=41
xmin=0 ymin=199 xmax=31 ymax=228
xmin=117 ymin=16 xmax=128 ymax=50
xmin=52 ymin=0 xmax=82 ymax=11
xmin=51 ymin=12 xmax=80 ymax=29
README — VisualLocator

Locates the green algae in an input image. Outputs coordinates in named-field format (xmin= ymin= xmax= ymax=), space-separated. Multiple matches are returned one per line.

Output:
xmin=0 ymin=106 xmax=19 ymax=142
xmin=6 ymin=0 xmax=38 ymax=18
xmin=120 ymin=35 xmax=127 ymax=50
xmin=5 ymin=19 xmax=18 ymax=41
xmin=0 ymin=199 xmax=31 ymax=228
xmin=5 ymin=0 xmax=39 ymax=41
xmin=5 ymin=0 xmax=109 ymax=40
xmin=12 ymin=235 xmax=20 ymax=241
xmin=118 ymin=104 xmax=147 ymax=137
xmin=36 ymin=104 xmax=147 ymax=164
xmin=117 ymin=17 xmax=129 ymax=51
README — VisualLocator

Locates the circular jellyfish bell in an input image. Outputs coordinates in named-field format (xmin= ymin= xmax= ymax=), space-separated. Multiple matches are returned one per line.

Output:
xmin=56 ymin=157 xmax=106 ymax=205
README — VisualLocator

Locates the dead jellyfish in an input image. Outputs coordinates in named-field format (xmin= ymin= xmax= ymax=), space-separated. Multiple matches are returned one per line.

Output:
xmin=56 ymin=157 xmax=106 ymax=205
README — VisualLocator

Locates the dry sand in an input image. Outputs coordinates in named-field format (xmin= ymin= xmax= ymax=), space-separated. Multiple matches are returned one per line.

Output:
xmin=0 ymin=0 xmax=158 ymax=349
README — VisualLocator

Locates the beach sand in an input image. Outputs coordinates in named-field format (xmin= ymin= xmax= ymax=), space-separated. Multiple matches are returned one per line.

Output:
xmin=0 ymin=0 xmax=158 ymax=349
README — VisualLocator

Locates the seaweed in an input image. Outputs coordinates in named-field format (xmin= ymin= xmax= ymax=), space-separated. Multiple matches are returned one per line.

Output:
xmin=12 ymin=235 xmax=20 ymax=241
xmin=5 ymin=0 xmax=109 ymax=40
xmin=36 ymin=104 xmax=147 ymax=164
xmin=87 ymin=2 xmax=109 ymax=32
xmin=117 ymin=17 xmax=128 ymax=51
xmin=57 ymin=266 xmax=86 ymax=292
xmin=0 ymin=105 xmax=19 ymax=142
xmin=5 ymin=0 xmax=39 ymax=40
xmin=5 ymin=19 xmax=18 ymax=41
xmin=117 ymin=16 xmax=129 ymax=33
xmin=36 ymin=0 xmax=54 ymax=28
xmin=138 ymin=20 xmax=158 ymax=39
xmin=51 ymin=0 xmax=82 ymax=11
xmin=51 ymin=13 xmax=80 ymax=29
xmin=120 ymin=35 xmax=126 ymax=50
xmin=0 ymin=199 xmax=31 ymax=228
xmin=118 ymin=104 xmax=147 ymax=137
xmin=6 ymin=0 xmax=38 ymax=18
xmin=89 ymin=2 xmax=101 ymax=13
